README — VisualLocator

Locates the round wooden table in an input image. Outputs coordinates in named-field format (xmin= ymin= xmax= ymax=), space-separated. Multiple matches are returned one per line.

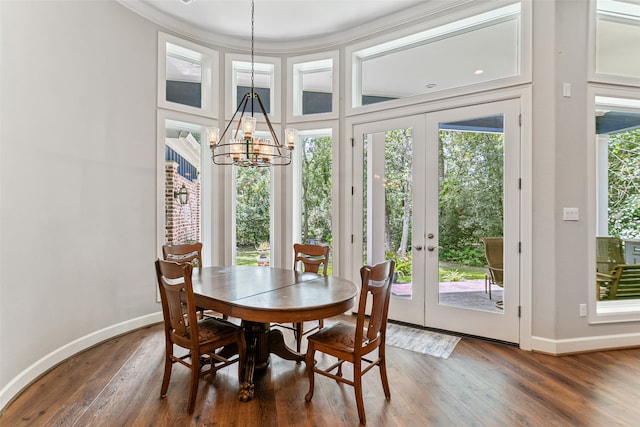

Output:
xmin=191 ymin=266 xmax=358 ymax=401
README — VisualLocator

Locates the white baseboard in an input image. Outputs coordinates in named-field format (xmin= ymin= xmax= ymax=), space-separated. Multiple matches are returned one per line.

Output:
xmin=531 ymin=331 xmax=640 ymax=355
xmin=0 ymin=312 xmax=163 ymax=411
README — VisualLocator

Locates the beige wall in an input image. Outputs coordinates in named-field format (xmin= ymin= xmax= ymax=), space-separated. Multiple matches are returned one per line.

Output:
xmin=1 ymin=0 xmax=161 ymax=407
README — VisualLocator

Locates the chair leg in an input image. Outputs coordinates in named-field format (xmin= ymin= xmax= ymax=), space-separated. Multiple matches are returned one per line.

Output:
xmin=353 ymin=359 xmax=366 ymax=425
xmin=379 ymin=346 xmax=391 ymax=400
xmin=160 ymin=357 xmax=172 ymax=398
xmin=187 ymin=352 xmax=200 ymax=414
xmin=160 ymin=341 xmax=173 ymax=398
xmin=295 ymin=322 xmax=304 ymax=353
xmin=304 ymin=345 xmax=316 ymax=402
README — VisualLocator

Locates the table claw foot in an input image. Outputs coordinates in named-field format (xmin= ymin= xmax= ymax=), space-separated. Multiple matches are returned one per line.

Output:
xmin=239 ymin=381 xmax=255 ymax=402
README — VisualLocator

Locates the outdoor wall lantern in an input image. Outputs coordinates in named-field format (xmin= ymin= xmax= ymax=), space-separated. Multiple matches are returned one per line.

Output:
xmin=174 ymin=184 xmax=189 ymax=205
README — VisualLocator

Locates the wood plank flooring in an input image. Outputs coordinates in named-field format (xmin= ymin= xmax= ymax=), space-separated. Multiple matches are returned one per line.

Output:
xmin=2 ymin=318 xmax=640 ymax=426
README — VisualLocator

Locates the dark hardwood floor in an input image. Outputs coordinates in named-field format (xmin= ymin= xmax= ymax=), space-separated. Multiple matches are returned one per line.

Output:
xmin=2 ymin=317 xmax=640 ymax=426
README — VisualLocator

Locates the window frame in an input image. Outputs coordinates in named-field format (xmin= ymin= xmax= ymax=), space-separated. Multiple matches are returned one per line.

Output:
xmin=287 ymin=51 xmax=340 ymax=122
xmin=344 ymin=0 xmax=531 ymax=116
xmin=588 ymin=0 xmax=640 ymax=86
xmin=587 ymin=84 xmax=640 ymax=324
xmin=225 ymin=53 xmax=281 ymax=123
xmin=157 ymin=32 xmax=218 ymax=118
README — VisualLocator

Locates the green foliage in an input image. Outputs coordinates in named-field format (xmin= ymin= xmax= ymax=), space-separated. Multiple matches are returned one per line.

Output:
xmin=383 ymin=129 xmax=413 ymax=253
xmin=441 ymin=269 xmax=466 ymax=282
xmin=385 ymin=251 xmax=412 ymax=276
xmin=438 ymin=130 xmax=504 ymax=266
xmin=301 ymin=136 xmax=333 ymax=244
xmin=236 ymin=167 xmax=270 ymax=246
xmin=607 ymin=129 xmax=640 ymax=239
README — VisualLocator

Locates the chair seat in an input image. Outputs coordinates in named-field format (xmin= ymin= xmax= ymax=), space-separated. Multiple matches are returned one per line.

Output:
xmin=196 ymin=318 xmax=244 ymax=343
xmin=309 ymin=322 xmax=363 ymax=352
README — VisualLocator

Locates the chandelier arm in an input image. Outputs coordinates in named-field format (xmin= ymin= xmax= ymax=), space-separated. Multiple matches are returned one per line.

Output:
xmin=254 ymin=93 xmax=284 ymax=156
xmin=218 ymin=93 xmax=250 ymax=144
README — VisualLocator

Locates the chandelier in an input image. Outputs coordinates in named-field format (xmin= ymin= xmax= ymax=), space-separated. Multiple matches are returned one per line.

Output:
xmin=207 ymin=0 xmax=297 ymax=167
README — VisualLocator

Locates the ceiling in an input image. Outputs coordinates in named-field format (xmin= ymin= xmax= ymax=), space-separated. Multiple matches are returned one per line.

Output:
xmin=120 ymin=0 xmax=637 ymax=101
xmin=120 ymin=0 xmax=433 ymax=50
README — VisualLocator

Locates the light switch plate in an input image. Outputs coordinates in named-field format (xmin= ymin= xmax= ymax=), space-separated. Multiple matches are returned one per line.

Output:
xmin=563 ymin=207 xmax=579 ymax=221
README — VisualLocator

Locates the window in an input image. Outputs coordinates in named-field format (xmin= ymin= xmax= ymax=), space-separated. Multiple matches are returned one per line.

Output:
xmin=591 ymin=92 xmax=640 ymax=321
xmin=288 ymin=52 xmax=339 ymax=120
xmin=157 ymin=33 xmax=217 ymax=117
xmin=235 ymin=133 xmax=273 ymax=266
xmin=347 ymin=2 xmax=526 ymax=111
xmin=226 ymin=55 xmax=280 ymax=122
xmin=593 ymin=0 xmax=640 ymax=81
xmin=293 ymin=128 xmax=334 ymax=270
xmin=163 ymin=119 xmax=203 ymax=244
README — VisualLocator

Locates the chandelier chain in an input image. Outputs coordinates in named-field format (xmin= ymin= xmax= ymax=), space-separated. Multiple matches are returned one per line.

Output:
xmin=251 ymin=0 xmax=255 ymax=93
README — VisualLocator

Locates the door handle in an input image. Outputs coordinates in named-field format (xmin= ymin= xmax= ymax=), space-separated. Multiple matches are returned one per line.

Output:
xmin=427 ymin=245 xmax=436 ymax=252
xmin=413 ymin=245 xmax=423 ymax=251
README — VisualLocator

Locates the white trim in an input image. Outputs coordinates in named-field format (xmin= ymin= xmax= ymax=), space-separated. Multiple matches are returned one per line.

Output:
xmin=531 ymin=331 xmax=640 ymax=355
xmin=157 ymin=32 xmax=218 ymax=118
xmin=0 ymin=313 xmax=163 ymax=411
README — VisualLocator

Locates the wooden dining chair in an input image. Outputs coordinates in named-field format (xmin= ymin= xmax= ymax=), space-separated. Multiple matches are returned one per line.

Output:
xmin=274 ymin=243 xmax=331 ymax=352
xmin=305 ymin=260 xmax=395 ymax=425
xmin=162 ymin=242 xmax=223 ymax=319
xmin=155 ymin=259 xmax=246 ymax=413
xmin=162 ymin=242 xmax=203 ymax=269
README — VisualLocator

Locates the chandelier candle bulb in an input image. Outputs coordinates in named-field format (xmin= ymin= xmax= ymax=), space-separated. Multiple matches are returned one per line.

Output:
xmin=285 ymin=128 xmax=298 ymax=150
xmin=207 ymin=127 xmax=219 ymax=147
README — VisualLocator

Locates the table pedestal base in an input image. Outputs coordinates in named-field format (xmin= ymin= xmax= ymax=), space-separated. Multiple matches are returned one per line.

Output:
xmin=236 ymin=321 xmax=304 ymax=401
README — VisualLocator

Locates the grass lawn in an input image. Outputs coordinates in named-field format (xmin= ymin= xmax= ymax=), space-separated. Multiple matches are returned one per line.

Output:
xmin=236 ymin=248 xmax=483 ymax=281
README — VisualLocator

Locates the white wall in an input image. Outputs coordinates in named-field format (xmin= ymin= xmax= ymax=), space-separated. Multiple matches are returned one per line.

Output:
xmin=0 ymin=0 xmax=162 ymax=407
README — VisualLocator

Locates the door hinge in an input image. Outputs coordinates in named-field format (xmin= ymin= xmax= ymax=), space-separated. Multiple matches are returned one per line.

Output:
xmin=518 ymin=306 xmax=522 ymax=318
xmin=351 ymin=138 xmax=354 ymax=147
xmin=351 ymin=234 xmax=354 ymax=244
xmin=519 ymin=114 xmax=522 ymax=126
xmin=351 ymin=186 xmax=354 ymax=195
xmin=518 ymin=178 xmax=522 ymax=189
xmin=518 ymin=242 xmax=522 ymax=253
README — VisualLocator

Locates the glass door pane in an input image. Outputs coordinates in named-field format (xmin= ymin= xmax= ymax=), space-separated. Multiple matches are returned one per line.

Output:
xmin=438 ymin=119 xmax=505 ymax=313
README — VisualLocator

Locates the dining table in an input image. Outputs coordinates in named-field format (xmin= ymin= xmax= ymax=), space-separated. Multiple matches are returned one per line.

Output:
xmin=191 ymin=265 xmax=358 ymax=401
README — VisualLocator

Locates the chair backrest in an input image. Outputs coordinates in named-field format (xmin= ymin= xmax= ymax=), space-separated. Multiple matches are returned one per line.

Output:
xmin=293 ymin=243 xmax=330 ymax=275
xmin=606 ymin=264 xmax=640 ymax=300
xmin=596 ymin=237 xmax=625 ymax=274
xmin=162 ymin=242 xmax=203 ymax=270
xmin=155 ymin=259 xmax=199 ymax=348
xmin=354 ymin=260 xmax=395 ymax=349
xmin=481 ymin=237 xmax=503 ymax=284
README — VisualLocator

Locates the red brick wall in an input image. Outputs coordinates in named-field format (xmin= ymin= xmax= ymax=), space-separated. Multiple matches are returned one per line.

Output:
xmin=165 ymin=161 xmax=201 ymax=245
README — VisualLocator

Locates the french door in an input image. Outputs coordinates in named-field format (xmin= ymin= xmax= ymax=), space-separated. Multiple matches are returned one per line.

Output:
xmin=353 ymin=115 xmax=426 ymax=325
xmin=353 ymin=99 xmax=521 ymax=343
